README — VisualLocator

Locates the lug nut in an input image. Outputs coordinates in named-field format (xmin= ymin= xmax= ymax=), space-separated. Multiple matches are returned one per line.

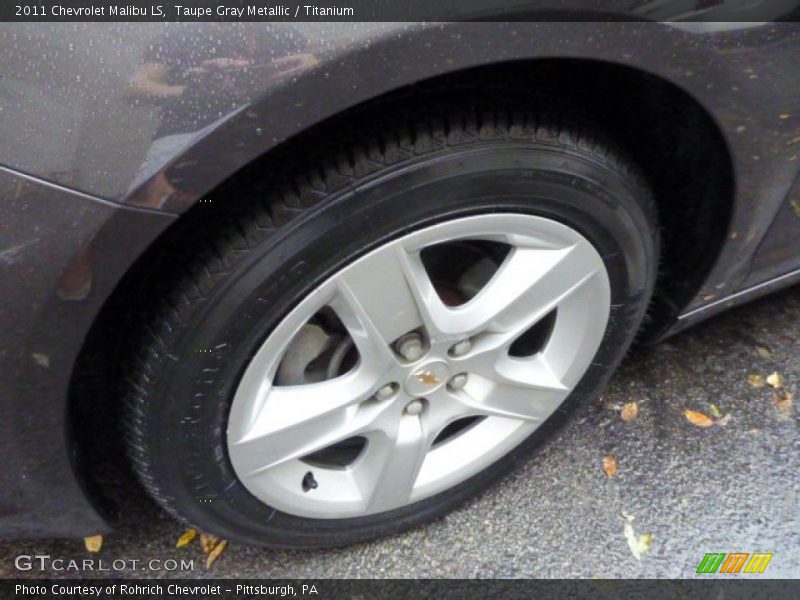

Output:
xmin=404 ymin=399 xmax=424 ymax=416
xmin=449 ymin=337 xmax=472 ymax=357
xmin=395 ymin=333 xmax=425 ymax=361
xmin=375 ymin=383 xmax=398 ymax=400
xmin=448 ymin=373 xmax=469 ymax=391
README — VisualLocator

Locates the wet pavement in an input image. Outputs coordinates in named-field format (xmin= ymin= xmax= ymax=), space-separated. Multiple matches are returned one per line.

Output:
xmin=1 ymin=285 xmax=798 ymax=579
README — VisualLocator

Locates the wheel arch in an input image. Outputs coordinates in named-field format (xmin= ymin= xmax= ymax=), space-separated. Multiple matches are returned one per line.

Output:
xmin=127 ymin=55 xmax=735 ymax=335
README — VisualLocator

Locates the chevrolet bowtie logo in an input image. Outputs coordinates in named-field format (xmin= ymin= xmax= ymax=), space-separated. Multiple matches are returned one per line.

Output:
xmin=415 ymin=370 xmax=440 ymax=386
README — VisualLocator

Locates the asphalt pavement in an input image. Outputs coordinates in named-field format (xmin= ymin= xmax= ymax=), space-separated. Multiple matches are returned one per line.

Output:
xmin=2 ymin=285 xmax=798 ymax=579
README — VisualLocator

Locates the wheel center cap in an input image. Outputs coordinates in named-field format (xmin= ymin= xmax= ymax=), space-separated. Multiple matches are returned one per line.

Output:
xmin=405 ymin=360 xmax=450 ymax=396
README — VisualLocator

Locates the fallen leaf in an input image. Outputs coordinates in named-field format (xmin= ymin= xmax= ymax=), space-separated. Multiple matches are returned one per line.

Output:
xmin=748 ymin=374 xmax=766 ymax=388
xmin=623 ymin=522 xmax=653 ymax=560
xmin=621 ymin=402 xmax=639 ymax=422
xmin=766 ymin=372 xmax=783 ymax=389
xmin=755 ymin=346 xmax=771 ymax=358
xmin=709 ymin=404 xmax=722 ymax=418
xmin=637 ymin=533 xmax=654 ymax=556
xmin=199 ymin=533 xmax=219 ymax=555
xmin=774 ymin=390 xmax=793 ymax=421
xmin=684 ymin=409 xmax=714 ymax=428
xmin=772 ymin=390 xmax=794 ymax=404
xmin=602 ymin=456 xmax=617 ymax=478
xmin=84 ymin=535 xmax=103 ymax=553
xmin=176 ymin=528 xmax=197 ymax=548
xmin=205 ymin=540 xmax=228 ymax=569
xmin=716 ymin=414 xmax=732 ymax=427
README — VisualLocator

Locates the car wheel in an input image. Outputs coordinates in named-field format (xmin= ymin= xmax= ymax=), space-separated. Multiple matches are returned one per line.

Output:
xmin=126 ymin=105 xmax=659 ymax=548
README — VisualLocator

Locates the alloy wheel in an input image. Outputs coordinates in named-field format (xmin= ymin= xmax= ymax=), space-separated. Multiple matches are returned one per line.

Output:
xmin=227 ymin=213 xmax=610 ymax=518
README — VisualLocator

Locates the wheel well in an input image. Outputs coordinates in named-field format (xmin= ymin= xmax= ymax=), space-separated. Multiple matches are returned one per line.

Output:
xmin=207 ymin=58 xmax=735 ymax=339
xmin=70 ymin=58 xmax=734 ymax=513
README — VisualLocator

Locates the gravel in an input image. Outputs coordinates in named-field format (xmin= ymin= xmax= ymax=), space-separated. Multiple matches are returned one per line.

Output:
xmin=2 ymin=286 xmax=798 ymax=579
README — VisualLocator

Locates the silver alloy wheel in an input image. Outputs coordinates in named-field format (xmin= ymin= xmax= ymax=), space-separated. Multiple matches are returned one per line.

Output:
xmin=227 ymin=214 xmax=610 ymax=519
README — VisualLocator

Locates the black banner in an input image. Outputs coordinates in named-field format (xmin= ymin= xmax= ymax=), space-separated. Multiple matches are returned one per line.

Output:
xmin=2 ymin=0 xmax=800 ymax=22
xmin=3 ymin=579 xmax=800 ymax=600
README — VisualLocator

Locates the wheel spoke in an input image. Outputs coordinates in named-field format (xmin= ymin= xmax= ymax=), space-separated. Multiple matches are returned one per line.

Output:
xmin=392 ymin=245 xmax=453 ymax=338
xmin=489 ymin=240 xmax=604 ymax=333
xmin=421 ymin=387 xmax=476 ymax=437
xmin=420 ymin=241 xmax=602 ymax=338
xmin=451 ymin=242 xmax=608 ymax=390
xmin=449 ymin=373 xmax=567 ymax=422
xmin=459 ymin=350 xmax=569 ymax=392
xmin=331 ymin=244 xmax=441 ymax=361
xmin=354 ymin=415 xmax=429 ymax=512
xmin=228 ymin=369 xmax=379 ymax=476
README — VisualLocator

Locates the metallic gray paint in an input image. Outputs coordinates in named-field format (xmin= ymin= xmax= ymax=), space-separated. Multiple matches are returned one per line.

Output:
xmin=0 ymin=167 xmax=174 ymax=536
xmin=3 ymin=21 xmax=800 ymax=298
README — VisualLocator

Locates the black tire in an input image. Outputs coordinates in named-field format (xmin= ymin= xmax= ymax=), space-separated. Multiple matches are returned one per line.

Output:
xmin=125 ymin=104 xmax=659 ymax=548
